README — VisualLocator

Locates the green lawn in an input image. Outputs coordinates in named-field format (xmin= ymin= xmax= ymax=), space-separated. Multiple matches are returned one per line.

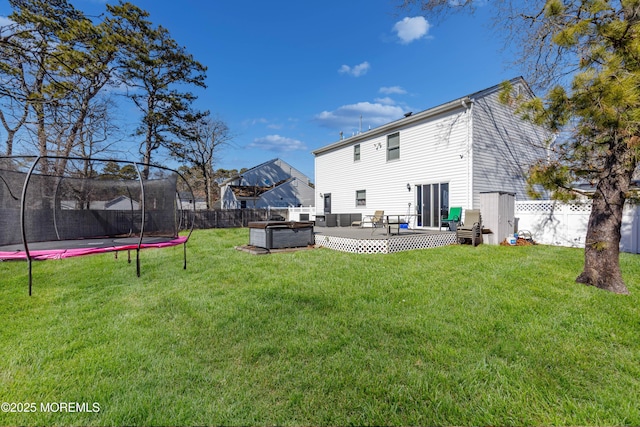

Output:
xmin=1 ymin=228 xmax=639 ymax=426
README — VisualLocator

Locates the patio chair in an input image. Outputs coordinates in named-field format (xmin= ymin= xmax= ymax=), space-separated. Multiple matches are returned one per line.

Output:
xmin=440 ymin=206 xmax=462 ymax=231
xmin=358 ymin=210 xmax=385 ymax=234
xmin=456 ymin=209 xmax=482 ymax=246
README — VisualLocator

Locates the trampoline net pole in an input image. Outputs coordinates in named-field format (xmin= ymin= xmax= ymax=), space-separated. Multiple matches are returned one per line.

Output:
xmin=21 ymin=156 xmax=39 ymax=296
xmin=28 ymin=259 xmax=32 ymax=296
xmin=134 ymin=162 xmax=145 ymax=278
xmin=183 ymin=242 xmax=187 ymax=270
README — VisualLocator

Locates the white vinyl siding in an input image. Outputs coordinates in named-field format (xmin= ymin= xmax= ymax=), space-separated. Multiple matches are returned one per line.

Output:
xmin=314 ymin=107 xmax=470 ymax=219
xmin=470 ymin=82 xmax=549 ymax=207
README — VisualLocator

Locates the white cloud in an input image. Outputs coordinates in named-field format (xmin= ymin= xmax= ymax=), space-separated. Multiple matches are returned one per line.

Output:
xmin=374 ymin=97 xmax=396 ymax=105
xmin=0 ymin=16 xmax=15 ymax=27
xmin=314 ymin=102 xmax=405 ymax=131
xmin=380 ymin=86 xmax=407 ymax=95
xmin=242 ymin=117 xmax=269 ymax=127
xmin=393 ymin=16 xmax=431 ymax=44
xmin=338 ymin=61 xmax=370 ymax=77
xmin=248 ymin=135 xmax=307 ymax=152
xmin=448 ymin=0 xmax=485 ymax=5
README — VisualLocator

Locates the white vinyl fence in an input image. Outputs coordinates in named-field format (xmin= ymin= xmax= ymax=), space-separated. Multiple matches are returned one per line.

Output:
xmin=515 ymin=201 xmax=640 ymax=254
xmin=287 ymin=206 xmax=317 ymax=222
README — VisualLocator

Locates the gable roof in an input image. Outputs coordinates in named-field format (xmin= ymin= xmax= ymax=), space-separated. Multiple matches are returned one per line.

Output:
xmin=312 ymin=77 xmax=532 ymax=156
xmin=219 ymin=158 xmax=310 ymax=186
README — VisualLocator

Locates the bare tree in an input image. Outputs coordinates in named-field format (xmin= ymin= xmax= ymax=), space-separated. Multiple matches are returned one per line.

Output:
xmin=0 ymin=3 xmax=68 ymax=164
xmin=0 ymin=97 xmax=29 ymax=155
xmin=170 ymin=115 xmax=232 ymax=209
xmin=0 ymin=0 xmax=141 ymax=175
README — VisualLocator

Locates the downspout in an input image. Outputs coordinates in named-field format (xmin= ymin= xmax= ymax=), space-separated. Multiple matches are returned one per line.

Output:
xmin=463 ymin=99 xmax=474 ymax=209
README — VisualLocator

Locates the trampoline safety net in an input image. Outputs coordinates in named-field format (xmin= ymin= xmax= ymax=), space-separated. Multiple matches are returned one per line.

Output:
xmin=0 ymin=156 xmax=195 ymax=294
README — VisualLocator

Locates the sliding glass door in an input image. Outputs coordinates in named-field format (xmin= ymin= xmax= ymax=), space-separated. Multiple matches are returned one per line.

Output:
xmin=416 ymin=183 xmax=449 ymax=227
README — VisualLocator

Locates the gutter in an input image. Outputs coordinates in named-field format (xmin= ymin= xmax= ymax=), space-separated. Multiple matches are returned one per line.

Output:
xmin=312 ymin=96 xmax=472 ymax=156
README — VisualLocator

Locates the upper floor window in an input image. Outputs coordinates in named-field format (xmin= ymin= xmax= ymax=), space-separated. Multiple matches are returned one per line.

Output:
xmin=387 ymin=133 xmax=400 ymax=161
xmin=354 ymin=144 xmax=361 ymax=161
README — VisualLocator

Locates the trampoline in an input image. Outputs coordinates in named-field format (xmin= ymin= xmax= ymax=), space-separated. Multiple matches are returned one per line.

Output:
xmin=0 ymin=155 xmax=195 ymax=295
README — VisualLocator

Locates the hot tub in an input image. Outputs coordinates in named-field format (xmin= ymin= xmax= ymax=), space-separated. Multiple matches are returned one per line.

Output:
xmin=248 ymin=221 xmax=315 ymax=249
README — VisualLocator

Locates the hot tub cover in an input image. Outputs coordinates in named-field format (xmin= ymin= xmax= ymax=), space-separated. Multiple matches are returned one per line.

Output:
xmin=248 ymin=221 xmax=314 ymax=229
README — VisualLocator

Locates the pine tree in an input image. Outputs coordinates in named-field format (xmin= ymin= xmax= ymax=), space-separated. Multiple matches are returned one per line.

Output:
xmin=400 ymin=0 xmax=640 ymax=293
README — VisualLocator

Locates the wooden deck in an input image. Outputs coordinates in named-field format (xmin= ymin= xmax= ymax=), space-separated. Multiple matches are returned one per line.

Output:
xmin=314 ymin=226 xmax=457 ymax=254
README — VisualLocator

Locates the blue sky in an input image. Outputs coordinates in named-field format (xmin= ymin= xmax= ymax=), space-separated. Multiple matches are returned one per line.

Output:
xmin=1 ymin=0 xmax=518 ymax=180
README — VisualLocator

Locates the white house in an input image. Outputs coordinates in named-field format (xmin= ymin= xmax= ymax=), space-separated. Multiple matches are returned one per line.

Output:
xmin=312 ymin=77 xmax=552 ymax=228
xmin=219 ymin=158 xmax=315 ymax=209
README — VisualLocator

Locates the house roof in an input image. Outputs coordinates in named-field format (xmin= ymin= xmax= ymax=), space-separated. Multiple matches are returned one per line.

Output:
xmin=219 ymin=158 xmax=276 ymax=185
xmin=219 ymin=158 xmax=310 ymax=186
xmin=105 ymin=195 xmax=138 ymax=209
xmin=312 ymin=76 xmax=531 ymax=156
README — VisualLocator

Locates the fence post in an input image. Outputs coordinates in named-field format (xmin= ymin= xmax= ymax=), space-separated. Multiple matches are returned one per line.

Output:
xmin=563 ymin=203 xmax=569 ymax=244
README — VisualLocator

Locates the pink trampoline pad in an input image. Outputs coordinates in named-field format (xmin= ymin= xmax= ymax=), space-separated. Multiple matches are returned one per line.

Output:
xmin=0 ymin=236 xmax=188 ymax=261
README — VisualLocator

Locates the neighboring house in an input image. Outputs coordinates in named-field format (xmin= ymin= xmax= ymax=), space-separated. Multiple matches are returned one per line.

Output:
xmin=219 ymin=158 xmax=314 ymax=209
xmin=312 ymin=77 xmax=552 ymax=228
xmin=178 ymin=192 xmax=207 ymax=210
xmin=61 ymin=195 xmax=141 ymax=210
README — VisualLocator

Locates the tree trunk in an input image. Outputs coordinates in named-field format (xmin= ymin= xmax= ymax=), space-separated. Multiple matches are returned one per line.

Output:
xmin=576 ymin=174 xmax=630 ymax=294
xmin=0 ymin=108 xmax=27 ymax=156
xmin=5 ymin=130 xmax=15 ymax=156
xmin=204 ymin=173 xmax=212 ymax=210
xmin=205 ymin=165 xmax=215 ymax=210
xmin=141 ymin=130 xmax=153 ymax=180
